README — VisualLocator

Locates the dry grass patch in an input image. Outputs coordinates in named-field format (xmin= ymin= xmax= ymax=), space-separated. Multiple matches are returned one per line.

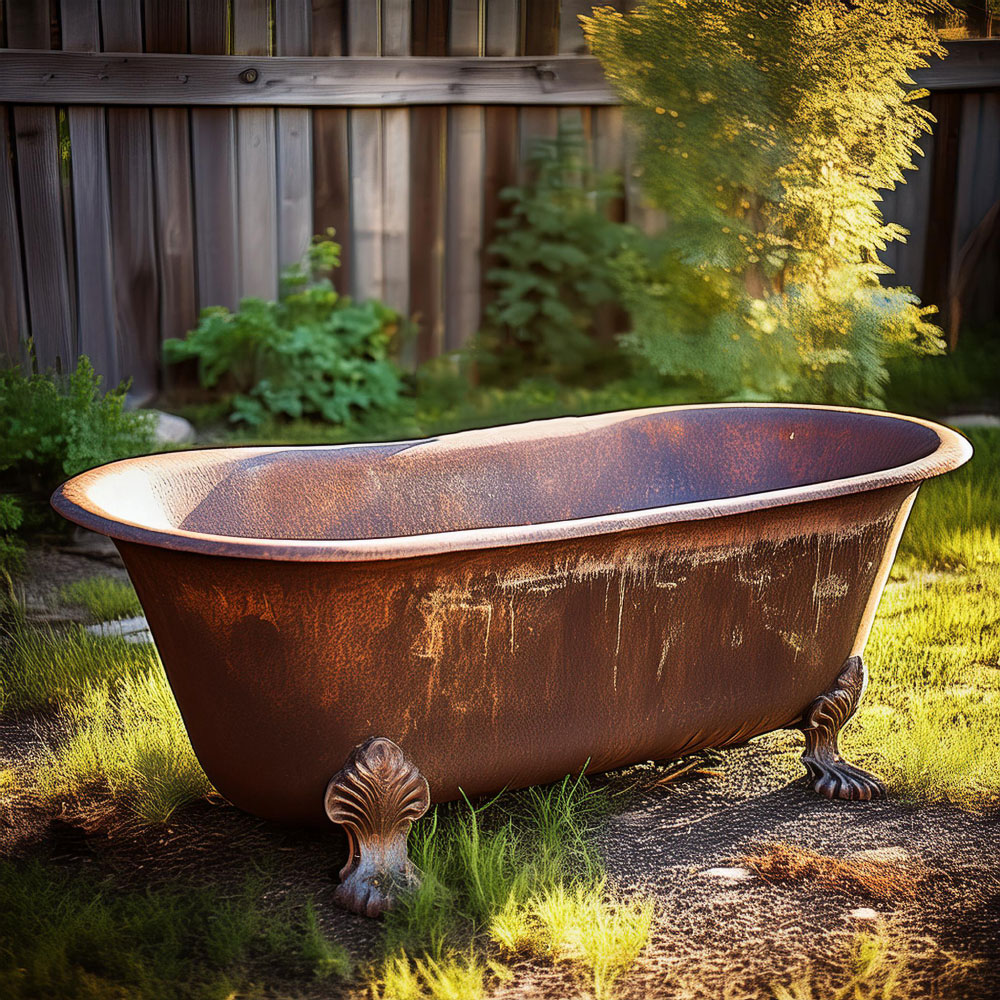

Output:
xmin=740 ymin=843 xmax=925 ymax=902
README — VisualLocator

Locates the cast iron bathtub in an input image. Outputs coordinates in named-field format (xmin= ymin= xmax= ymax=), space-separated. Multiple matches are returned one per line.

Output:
xmin=52 ymin=403 xmax=971 ymax=914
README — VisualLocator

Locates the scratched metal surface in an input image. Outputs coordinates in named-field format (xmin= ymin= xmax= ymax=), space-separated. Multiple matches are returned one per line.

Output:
xmin=52 ymin=405 xmax=972 ymax=824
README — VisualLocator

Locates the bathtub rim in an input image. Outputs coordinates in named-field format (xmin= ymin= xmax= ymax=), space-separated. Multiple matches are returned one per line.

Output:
xmin=51 ymin=402 xmax=973 ymax=563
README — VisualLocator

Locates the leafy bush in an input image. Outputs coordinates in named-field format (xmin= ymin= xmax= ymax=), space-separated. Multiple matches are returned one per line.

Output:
xmin=164 ymin=236 xmax=405 ymax=427
xmin=0 ymin=356 xmax=156 ymax=492
xmin=0 ymin=495 xmax=25 ymax=576
xmin=475 ymin=120 xmax=636 ymax=384
xmin=584 ymin=1 xmax=948 ymax=406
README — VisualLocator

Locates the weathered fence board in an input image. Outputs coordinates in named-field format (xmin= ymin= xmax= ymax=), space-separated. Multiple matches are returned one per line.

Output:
xmin=381 ymin=0 xmax=412 ymax=318
xmin=347 ymin=0 xmax=384 ymax=303
xmin=0 ymin=0 xmax=996 ymax=384
xmin=234 ymin=0 xmax=278 ymax=301
xmin=0 ymin=51 xmax=620 ymax=105
xmin=409 ymin=0 xmax=448 ymax=360
xmin=7 ymin=0 xmax=74 ymax=372
xmin=0 ymin=108 xmax=27 ymax=364
xmin=189 ymin=0 xmax=240 ymax=314
xmin=145 ymin=0 xmax=198 ymax=357
xmin=311 ymin=0 xmax=351 ymax=295
xmin=61 ymin=0 xmax=118 ymax=386
xmin=103 ymin=0 xmax=159 ymax=401
xmin=445 ymin=0 xmax=484 ymax=351
xmin=275 ymin=0 xmax=313 ymax=270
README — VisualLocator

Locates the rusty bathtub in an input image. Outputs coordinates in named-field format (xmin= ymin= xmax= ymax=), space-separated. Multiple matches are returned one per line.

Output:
xmin=52 ymin=403 xmax=971 ymax=913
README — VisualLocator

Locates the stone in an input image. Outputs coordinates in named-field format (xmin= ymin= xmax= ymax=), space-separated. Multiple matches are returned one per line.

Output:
xmin=700 ymin=867 xmax=753 ymax=881
xmin=85 ymin=615 xmax=154 ymax=645
xmin=146 ymin=409 xmax=196 ymax=445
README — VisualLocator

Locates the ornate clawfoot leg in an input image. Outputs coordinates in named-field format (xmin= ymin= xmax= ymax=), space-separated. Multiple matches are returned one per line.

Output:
xmin=795 ymin=656 xmax=886 ymax=801
xmin=324 ymin=737 xmax=430 ymax=917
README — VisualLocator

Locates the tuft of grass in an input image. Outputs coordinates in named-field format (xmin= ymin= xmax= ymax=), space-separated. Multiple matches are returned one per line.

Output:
xmin=36 ymin=666 xmax=213 ymax=824
xmin=771 ymin=920 xmax=982 ymax=1000
xmin=0 ymin=860 xmax=350 ymax=1000
xmin=59 ymin=576 xmax=142 ymax=622
xmin=493 ymin=882 xmax=653 ymax=1000
xmin=740 ymin=843 xmax=924 ymax=902
xmin=373 ymin=951 xmax=487 ymax=1000
xmin=0 ymin=617 xmax=155 ymax=713
xmin=373 ymin=774 xmax=648 ymax=999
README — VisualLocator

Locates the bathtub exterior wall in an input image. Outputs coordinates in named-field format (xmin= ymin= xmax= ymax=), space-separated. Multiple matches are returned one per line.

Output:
xmin=118 ymin=481 xmax=916 ymax=825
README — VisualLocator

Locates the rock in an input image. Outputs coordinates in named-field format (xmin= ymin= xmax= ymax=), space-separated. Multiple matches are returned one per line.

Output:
xmin=85 ymin=615 xmax=154 ymax=645
xmin=146 ymin=409 xmax=196 ymax=445
xmin=700 ymin=867 xmax=753 ymax=882
xmin=948 ymin=413 xmax=1000 ymax=429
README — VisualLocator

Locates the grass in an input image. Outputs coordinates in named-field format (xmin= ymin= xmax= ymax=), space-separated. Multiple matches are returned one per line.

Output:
xmin=770 ymin=920 xmax=982 ymax=1000
xmin=58 ymin=576 xmax=142 ymax=621
xmin=35 ymin=665 xmax=213 ymax=824
xmin=0 ymin=860 xmax=350 ymax=1000
xmin=0 ymin=615 xmax=155 ymax=713
xmin=369 ymin=775 xmax=651 ymax=1000
xmin=847 ymin=427 xmax=1000 ymax=810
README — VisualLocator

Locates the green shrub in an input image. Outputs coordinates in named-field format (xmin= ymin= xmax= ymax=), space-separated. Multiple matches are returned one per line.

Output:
xmin=0 ymin=494 xmax=25 ymax=576
xmin=165 ymin=235 xmax=405 ymax=427
xmin=584 ymin=1 xmax=947 ymax=406
xmin=0 ymin=355 xmax=155 ymax=492
xmin=475 ymin=120 xmax=636 ymax=384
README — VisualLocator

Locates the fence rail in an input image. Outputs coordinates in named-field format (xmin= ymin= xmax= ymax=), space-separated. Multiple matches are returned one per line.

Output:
xmin=0 ymin=0 xmax=998 ymax=400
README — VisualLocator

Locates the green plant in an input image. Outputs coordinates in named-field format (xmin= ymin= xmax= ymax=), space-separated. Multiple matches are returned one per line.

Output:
xmin=0 ymin=614 xmax=155 ymax=713
xmin=0 ymin=355 xmax=155 ymax=495
xmin=0 ymin=494 xmax=25 ymax=576
xmin=164 ymin=235 xmax=405 ymax=427
xmin=0 ymin=861 xmax=350 ymax=1000
xmin=372 ymin=774 xmax=648 ymax=999
xmin=59 ymin=577 xmax=142 ymax=622
xmin=584 ymin=1 xmax=949 ymax=406
xmin=475 ymin=120 xmax=636 ymax=384
xmin=37 ymin=665 xmax=213 ymax=824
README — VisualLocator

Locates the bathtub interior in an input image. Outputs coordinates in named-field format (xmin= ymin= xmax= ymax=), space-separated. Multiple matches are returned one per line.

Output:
xmin=72 ymin=407 xmax=944 ymax=542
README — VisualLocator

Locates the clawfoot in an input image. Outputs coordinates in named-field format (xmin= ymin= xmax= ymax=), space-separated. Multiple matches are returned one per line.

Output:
xmin=795 ymin=656 xmax=886 ymax=801
xmin=324 ymin=737 xmax=430 ymax=917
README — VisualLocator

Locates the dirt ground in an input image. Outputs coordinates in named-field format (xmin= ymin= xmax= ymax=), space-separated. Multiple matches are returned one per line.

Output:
xmin=4 ymin=546 xmax=999 ymax=998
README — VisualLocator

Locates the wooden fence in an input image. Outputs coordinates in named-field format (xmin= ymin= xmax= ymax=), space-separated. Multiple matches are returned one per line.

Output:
xmin=0 ymin=0 xmax=998 ymax=400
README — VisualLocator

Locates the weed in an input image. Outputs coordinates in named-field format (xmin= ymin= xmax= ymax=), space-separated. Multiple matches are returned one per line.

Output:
xmin=36 ymin=666 xmax=213 ymax=824
xmin=59 ymin=576 xmax=142 ymax=622
xmin=0 ymin=860 xmax=349 ymax=1000
xmin=771 ymin=920 xmax=982 ymax=1000
xmin=374 ymin=775 xmax=648 ymax=998
xmin=0 ymin=617 xmax=154 ymax=713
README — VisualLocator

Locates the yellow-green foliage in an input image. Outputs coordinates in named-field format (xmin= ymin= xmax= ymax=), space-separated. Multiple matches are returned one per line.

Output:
xmin=59 ymin=577 xmax=142 ymax=621
xmin=583 ymin=1 xmax=946 ymax=405
xmin=0 ymin=619 xmax=154 ymax=713
xmin=491 ymin=882 xmax=653 ymax=1000
xmin=373 ymin=777 xmax=650 ymax=999
xmin=37 ymin=667 xmax=212 ymax=823
xmin=771 ymin=920 xmax=981 ymax=1000
xmin=373 ymin=951 xmax=487 ymax=1000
